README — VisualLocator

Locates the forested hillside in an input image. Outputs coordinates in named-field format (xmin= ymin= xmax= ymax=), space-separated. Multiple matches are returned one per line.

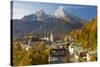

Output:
xmin=67 ymin=17 xmax=97 ymax=50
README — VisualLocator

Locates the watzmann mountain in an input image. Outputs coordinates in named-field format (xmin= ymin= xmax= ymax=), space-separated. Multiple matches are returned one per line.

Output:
xmin=12 ymin=6 xmax=86 ymax=38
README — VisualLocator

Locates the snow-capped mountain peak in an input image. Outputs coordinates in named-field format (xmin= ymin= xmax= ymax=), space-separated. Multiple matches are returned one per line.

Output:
xmin=54 ymin=6 xmax=66 ymax=18
xmin=35 ymin=9 xmax=45 ymax=21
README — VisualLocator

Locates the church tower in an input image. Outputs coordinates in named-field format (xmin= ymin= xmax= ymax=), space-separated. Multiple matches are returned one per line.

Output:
xmin=50 ymin=33 xmax=54 ymax=42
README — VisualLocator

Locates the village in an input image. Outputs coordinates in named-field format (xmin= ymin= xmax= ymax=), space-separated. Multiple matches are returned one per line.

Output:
xmin=19 ymin=33 xmax=96 ymax=63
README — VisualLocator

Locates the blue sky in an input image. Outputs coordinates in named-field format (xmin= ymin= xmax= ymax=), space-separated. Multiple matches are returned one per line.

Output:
xmin=12 ymin=1 xmax=97 ymax=21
